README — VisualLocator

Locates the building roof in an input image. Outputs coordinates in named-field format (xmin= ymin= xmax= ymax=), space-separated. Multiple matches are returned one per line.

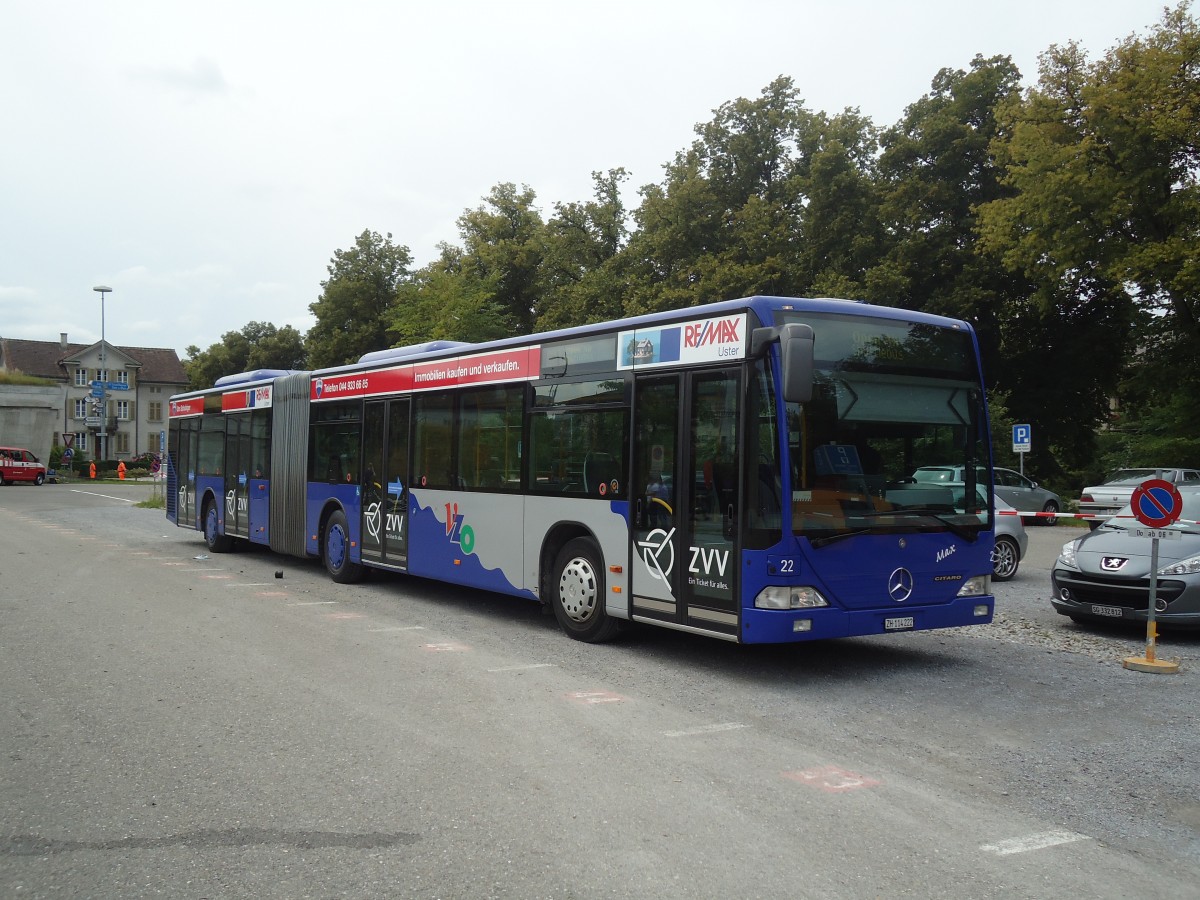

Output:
xmin=0 ymin=337 xmax=188 ymax=385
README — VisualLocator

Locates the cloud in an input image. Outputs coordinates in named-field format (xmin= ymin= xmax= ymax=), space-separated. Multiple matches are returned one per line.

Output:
xmin=128 ymin=57 xmax=230 ymax=95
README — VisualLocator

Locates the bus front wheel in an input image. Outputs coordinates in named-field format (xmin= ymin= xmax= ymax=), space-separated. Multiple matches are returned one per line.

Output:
xmin=551 ymin=538 xmax=624 ymax=643
xmin=204 ymin=499 xmax=233 ymax=553
xmin=324 ymin=509 xmax=364 ymax=584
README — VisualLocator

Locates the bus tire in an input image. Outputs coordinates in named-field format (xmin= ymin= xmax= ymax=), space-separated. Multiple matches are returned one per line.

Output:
xmin=324 ymin=509 xmax=364 ymax=584
xmin=203 ymin=498 xmax=233 ymax=553
xmin=551 ymin=537 xmax=623 ymax=643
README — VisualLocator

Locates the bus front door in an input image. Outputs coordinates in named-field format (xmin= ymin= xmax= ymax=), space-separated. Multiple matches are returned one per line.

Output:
xmin=631 ymin=369 xmax=741 ymax=638
xmin=361 ymin=399 xmax=410 ymax=568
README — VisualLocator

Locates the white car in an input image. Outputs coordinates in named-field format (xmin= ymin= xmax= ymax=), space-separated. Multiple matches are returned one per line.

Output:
xmin=1078 ymin=468 xmax=1200 ymax=529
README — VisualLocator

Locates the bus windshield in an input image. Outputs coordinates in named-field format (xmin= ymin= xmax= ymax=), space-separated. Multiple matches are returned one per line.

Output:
xmin=780 ymin=311 xmax=989 ymax=543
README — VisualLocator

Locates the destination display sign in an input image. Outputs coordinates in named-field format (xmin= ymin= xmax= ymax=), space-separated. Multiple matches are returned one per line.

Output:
xmin=168 ymin=397 xmax=206 ymax=419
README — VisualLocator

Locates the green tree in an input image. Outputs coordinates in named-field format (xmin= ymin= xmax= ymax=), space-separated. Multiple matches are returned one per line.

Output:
xmin=306 ymin=230 xmax=413 ymax=367
xmin=389 ymin=244 xmax=517 ymax=345
xmin=537 ymin=168 xmax=631 ymax=330
xmin=184 ymin=321 xmax=307 ymax=390
xmin=978 ymin=3 xmax=1200 ymax=469
xmin=453 ymin=183 xmax=546 ymax=335
xmin=621 ymin=77 xmax=884 ymax=314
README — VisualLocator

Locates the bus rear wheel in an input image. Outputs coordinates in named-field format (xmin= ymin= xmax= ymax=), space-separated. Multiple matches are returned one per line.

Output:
xmin=551 ymin=538 xmax=624 ymax=643
xmin=203 ymin=499 xmax=233 ymax=553
xmin=324 ymin=509 xmax=364 ymax=584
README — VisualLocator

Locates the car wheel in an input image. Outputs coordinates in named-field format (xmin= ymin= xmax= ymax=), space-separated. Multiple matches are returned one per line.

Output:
xmin=324 ymin=509 xmax=364 ymax=583
xmin=551 ymin=538 xmax=624 ymax=643
xmin=204 ymin=498 xmax=234 ymax=552
xmin=34 ymin=472 xmax=45 ymax=485
xmin=1041 ymin=501 xmax=1059 ymax=526
xmin=991 ymin=535 xmax=1020 ymax=581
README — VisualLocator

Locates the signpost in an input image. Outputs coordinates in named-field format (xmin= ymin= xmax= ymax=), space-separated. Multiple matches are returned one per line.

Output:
xmin=1012 ymin=424 xmax=1031 ymax=476
xmin=1123 ymin=478 xmax=1183 ymax=674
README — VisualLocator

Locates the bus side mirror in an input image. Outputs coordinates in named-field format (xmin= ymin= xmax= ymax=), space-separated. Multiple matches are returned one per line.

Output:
xmin=779 ymin=323 xmax=814 ymax=403
xmin=751 ymin=323 xmax=815 ymax=403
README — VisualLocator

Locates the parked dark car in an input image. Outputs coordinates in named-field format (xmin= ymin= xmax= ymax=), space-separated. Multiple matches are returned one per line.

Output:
xmin=1051 ymin=487 xmax=1200 ymax=629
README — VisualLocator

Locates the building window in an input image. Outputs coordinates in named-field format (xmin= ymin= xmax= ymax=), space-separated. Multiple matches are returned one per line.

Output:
xmin=116 ymin=432 xmax=130 ymax=454
xmin=148 ymin=401 xmax=163 ymax=421
xmin=74 ymin=399 xmax=88 ymax=418
xmin=116 ymin=400 xmax=130 ymax=420
xmin=116 ymin=370 xmax=129 ymax=385
xmin=75 ymin=368 xmax=88 ymax=386
xmin=75 ymin=432 xmax=88 ymax=452
xmin=97 ymin=368 xmax=108 ymax=382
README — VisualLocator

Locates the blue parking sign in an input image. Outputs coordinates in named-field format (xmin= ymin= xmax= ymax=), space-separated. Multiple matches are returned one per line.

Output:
xmin=1012 ymin=424 xmax=1031 ymax=452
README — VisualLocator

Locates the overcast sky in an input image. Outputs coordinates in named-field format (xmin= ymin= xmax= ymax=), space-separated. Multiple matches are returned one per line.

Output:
xmin=0 ymin=0 xmax=1176 ymax=362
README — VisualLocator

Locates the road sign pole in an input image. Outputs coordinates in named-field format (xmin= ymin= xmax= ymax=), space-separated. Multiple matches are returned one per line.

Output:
xmin=1123 ymin=478 xmax=1182 ymax=674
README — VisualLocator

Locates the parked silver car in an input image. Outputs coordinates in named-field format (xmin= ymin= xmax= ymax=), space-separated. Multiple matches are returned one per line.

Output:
xmin=947 ymin=483 xmax=1027 ymax=581
xmin=1078 ymin=467 xmax=1200 ymax=529
xmin=914 ymin=465 xmax=1062 ymax=525
xmin=1052 ymin=486 xmax=1200 ymax=629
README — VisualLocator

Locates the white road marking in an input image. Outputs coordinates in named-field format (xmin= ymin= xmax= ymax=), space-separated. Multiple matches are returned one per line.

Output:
xmin=663 ymin=722 xmax=748 ymax=738
xmin=289 ymin=601 xmax=338 ymax=606
xmin=69 ymin=490 xmax=135 ymax=503
xmin=981 ymin=831 xmax=1090 ymax=856
xmin=487 ymin=663 xmax=555 ymax=673
xmin=367 ymin=626 xmax=426 ymax=633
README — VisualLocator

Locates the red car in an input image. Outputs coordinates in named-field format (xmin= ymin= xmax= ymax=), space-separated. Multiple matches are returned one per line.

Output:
xmin=0 ymin=446 xmax=48 ymax=485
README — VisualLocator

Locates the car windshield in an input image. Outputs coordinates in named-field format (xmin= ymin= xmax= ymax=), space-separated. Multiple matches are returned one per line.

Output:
xmin=913 ymin=468 xmax=956 ymax=483
xmin=1105 ymin=468 xmax=1160 ymax=484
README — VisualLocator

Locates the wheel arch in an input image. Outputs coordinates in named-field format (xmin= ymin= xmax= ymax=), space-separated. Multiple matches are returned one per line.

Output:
xmin=539 ymin=521 xmax=603 ymax=606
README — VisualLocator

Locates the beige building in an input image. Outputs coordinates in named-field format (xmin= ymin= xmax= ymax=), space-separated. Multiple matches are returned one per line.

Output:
xmin=0 ymin=334 xmax=188 ymax=461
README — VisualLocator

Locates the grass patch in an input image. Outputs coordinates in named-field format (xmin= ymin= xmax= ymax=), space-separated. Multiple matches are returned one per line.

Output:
xmin=136 ymin=494 xmax=166 ymax=509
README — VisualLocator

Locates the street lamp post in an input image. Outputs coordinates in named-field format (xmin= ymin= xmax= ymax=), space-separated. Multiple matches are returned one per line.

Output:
xmin=93 ymin=285 xmax=112 ymax=463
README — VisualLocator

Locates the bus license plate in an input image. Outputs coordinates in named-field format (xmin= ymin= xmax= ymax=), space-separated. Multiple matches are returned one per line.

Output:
xmin=1090 ymin=604 xmax=1124 ymax=618
xmin=885 ymin=616 xmax=915 ymax=631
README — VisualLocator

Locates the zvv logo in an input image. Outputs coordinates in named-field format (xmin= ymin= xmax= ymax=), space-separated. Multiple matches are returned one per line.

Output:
xmin=637 ymin=527 xmax=675 ymax=581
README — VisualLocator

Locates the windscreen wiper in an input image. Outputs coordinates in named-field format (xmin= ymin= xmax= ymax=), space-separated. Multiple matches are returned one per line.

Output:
xmin=850 ymin=507 xmax=978 ymax=543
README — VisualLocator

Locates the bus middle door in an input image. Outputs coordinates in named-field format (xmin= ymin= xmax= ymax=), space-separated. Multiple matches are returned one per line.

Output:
xmin=361 ymin=398 xmax=410 ymax=569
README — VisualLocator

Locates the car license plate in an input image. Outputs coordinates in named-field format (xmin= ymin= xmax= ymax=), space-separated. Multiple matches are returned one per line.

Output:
xmin=1090 ymin=604 xmax=1124 ymax=618
xmin=885 ymin=616 xmax=915 ymax=631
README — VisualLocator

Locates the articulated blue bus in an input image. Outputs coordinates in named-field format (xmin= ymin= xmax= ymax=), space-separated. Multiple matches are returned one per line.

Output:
xmin=168 ymin=295 xmax=996 ymax=643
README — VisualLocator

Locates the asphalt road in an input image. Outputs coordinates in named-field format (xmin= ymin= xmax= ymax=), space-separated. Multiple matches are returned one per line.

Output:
xmin=2 ymin=484 xmax=1198 ymax=898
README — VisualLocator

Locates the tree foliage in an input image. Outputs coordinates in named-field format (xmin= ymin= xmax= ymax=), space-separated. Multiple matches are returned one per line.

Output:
xmin=979 ymin=2 xmax=1200 ymax=474
xmin=184 ymin=321 xmax=306 ymax=390
xmin=306 ymin=230 xmax=413 ymax=368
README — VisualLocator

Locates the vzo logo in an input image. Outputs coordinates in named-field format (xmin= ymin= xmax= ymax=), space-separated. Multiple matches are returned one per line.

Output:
xmin=444 ymin=502 xmax=475 ymax=554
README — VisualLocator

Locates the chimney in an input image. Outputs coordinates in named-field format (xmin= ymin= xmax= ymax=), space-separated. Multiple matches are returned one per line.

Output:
xmin=60 ymin=333 xmax=68 ymax=348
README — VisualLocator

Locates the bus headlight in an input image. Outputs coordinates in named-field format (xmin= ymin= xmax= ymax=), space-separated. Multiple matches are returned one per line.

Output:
xmin=755 ymin=585 xmax=830 ymax=609
xmin=956 ymin=575 xmax=989 ymax=597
